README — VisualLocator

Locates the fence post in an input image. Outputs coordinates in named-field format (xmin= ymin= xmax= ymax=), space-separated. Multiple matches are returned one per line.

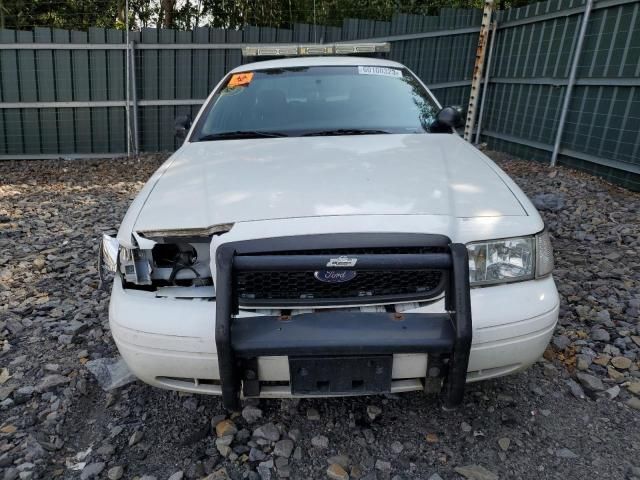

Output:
xmin=463 ymin=0 xmax=495 ymax=142
xmin=550 ymin=0 xmax=594 ymax=167
xmin=475 ymin=21 xmax=497 ymax=145
xmin=125 ymin=0 xmax=131 ymax=158
xmin=128 ymin=40 xmax=140 ymax=156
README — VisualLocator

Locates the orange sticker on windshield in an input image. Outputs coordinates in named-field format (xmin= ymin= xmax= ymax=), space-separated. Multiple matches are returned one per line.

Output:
xmin=228 ymin=72 xmax=254 ymax=87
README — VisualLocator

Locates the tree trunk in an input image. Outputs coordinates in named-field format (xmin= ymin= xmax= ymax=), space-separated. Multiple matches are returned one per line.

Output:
xmin=117 ymin=0 xmax=126 ymax=25
xmin=161 ymin=0 xmax=176 ymax=28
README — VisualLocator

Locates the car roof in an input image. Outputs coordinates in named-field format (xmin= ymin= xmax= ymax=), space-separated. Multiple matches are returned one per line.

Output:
xmin=231 ymin=55 xmax=405 ymax=73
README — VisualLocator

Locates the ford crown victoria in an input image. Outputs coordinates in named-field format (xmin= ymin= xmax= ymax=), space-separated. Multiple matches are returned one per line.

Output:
xmin=101 ymin=53 xmax=558 ymax=410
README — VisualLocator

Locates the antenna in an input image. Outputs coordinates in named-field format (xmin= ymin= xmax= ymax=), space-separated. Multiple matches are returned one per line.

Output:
xmin=313 ymin=0 xmax=317 ymax=43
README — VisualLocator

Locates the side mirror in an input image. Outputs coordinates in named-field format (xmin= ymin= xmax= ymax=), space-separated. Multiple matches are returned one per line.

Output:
xmin=431 ymin=106 xmax=464 ymax=132
xmin=175 ymin=115 xmax=192 ymax=139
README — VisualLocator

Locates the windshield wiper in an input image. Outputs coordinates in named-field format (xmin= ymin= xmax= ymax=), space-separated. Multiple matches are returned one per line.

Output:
xmin=197 ymin=130 xmax=289 ymax=141
xmin=302 ymin=128 xmax=392 ymax=137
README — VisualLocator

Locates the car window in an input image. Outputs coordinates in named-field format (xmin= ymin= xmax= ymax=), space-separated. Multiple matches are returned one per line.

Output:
xmin=193 ymin=65 xmax=440 ymax=140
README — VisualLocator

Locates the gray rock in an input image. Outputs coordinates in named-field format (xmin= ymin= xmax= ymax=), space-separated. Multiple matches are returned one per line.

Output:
xmin=497 ymin=437 xmax=510 ymax=451
xmin=168 ymin=472 xmax=184 ymax=480
xmin=531 ymin=193 xmax=565 ymax=212
xmin=3 ymin=468 xmax=18 ymax=480
xmin=128 ymin=430 xmax=143 ymax=446
xmin=273 ymin=439 xmax=294 ymax=458
xmin=107 ymin=466 xmax=124 ymax=480
xmin=21 ymin=436 xmax=45 ymax=461
xmin=327 ymin=455 xmax=351 ymax=469
xmin=556 ymin=448 xmax=579 ymax=459
xmin=367 ymin=404 xmax=382 ymax=420
xmin=363 ymin=429 xmax=375 ymax=444
xmin=14 ymin=386 xmax=35 ymax=403
xmin=96 ymin=443 xmax=115 ymax=456
xmin=375 ymin=459 xmax=392 ymax=472
xmin=253 ymin=423 xmax=280 ymax=442
xmin=216 ymin=435 xmax=234 ymax=457
xmin=390 ymin=440 xmax=404 ymax=454
xmin=428 ymin=475 xmax=444 ymax=480
xmin=257 ymin=465 xmax=272 ymax=480
xmin=293 ymin=446 xmax=302 ymax=461
xmin=552 ymin=335 xmax=571 ymax=350
xmin=576 ymin=372 xmax=605 ymax=392
xmin=576 ymin=354 xmax=592 ymax=371
xmin=311 ymin=435 xmax=329 ymax=449
xmin=627 ymin=397 xmax=640 ymax=410
xmin=605 ymin=385 xmax=620 ymax=399
xmin=591 ymin=328 xmax=610 ymax=342
xmin=0 ymin=386 xmax=15 ymax=402
xmin=64 ymin=320 xmax=88 ymax=335
xmin=306 ymin=408 xmax=320 ymax=421
xmin=454 ymin=465 xmax=499 ymax=480
xmin=80 ymin=463 xmax=105 ymax=480
xmin=249 ymin=447 xmax=267 ymax=462
xmin=567 ymin=379 xmax=585 ymax=399
xmin=242 ymin=405 xmax=263 ymax=424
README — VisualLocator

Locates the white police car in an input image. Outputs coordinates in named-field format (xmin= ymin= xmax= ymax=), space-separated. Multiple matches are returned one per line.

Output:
xmin=101 ymin=46 xmax=558 ymax=409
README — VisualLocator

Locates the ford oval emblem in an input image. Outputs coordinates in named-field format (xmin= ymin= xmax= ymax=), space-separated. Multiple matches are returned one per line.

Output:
xmin=314 ymin=270 xmax=357 ymax=283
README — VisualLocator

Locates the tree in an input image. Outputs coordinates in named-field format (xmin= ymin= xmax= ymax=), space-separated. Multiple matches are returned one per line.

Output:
xmin=0 ymin=0 xmax=537 ymax=31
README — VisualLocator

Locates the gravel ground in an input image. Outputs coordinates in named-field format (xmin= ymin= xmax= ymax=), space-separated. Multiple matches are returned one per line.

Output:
xmin=1 ymin=152 xmax=639 ymax=480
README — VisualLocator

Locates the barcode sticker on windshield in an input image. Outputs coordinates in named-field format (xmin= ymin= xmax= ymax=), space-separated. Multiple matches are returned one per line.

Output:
xmin=358 ymin=66 xmax=402 ymax=77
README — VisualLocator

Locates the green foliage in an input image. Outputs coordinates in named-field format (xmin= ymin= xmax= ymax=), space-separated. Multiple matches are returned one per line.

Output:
xmin=0 ymin=0 xmax=538 ymax=31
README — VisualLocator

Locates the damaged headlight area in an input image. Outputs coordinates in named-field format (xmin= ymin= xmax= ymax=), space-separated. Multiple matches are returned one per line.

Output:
xmin=99 ymin=234 xmax=213 ymax=290
xmin=467 ymin=230 xmax=553 ymax=286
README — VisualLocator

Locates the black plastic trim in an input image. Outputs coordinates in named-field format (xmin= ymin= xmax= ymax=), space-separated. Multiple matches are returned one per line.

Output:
xmin=231 ymin=312 xmax=456 ymax=356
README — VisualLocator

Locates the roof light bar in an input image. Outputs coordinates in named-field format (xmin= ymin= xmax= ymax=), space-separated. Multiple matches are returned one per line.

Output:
xmin=242 ymin=42 xmax=390 ymax=57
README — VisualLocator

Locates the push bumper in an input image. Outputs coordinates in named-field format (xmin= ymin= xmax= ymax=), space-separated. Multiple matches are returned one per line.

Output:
xmin=213 ymin=234 xmax=471 ymax=410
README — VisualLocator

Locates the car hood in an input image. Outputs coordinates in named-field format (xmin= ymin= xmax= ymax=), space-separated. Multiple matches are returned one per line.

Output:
xmin=132 ymin=134 xmax=527 ymax=233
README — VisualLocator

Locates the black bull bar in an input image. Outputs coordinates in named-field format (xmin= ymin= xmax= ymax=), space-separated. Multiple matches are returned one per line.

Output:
xmin=214 ymin=234 xmax=472 ymax=410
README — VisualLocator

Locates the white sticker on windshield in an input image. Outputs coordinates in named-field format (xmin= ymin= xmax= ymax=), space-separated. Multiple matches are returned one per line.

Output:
xmin=358 ymin=66 xmax=402 ymax=77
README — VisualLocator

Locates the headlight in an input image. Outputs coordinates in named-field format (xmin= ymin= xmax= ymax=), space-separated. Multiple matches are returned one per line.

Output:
xmin=99 ymin=234 xmax=152 ymax=285
xmin=467 ymin=230 xmax=553 ymax=286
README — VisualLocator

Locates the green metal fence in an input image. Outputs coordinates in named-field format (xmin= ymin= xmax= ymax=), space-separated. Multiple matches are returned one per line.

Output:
xmin=0 ymin=9 xmax=481 ymax=158
xmin=480 ymin=0 xmax=640 ymax=190
xmin=0 ymin=1 xmax=639 ymax=190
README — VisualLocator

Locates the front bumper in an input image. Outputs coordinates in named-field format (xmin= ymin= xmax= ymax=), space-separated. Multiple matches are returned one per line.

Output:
xmin=109 ymin=271 xmax=559 ymax=404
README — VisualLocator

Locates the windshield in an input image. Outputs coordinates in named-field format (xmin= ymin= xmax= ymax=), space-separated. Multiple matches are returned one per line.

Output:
xmin=192 ymin=65 xmax=441 ymax=140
